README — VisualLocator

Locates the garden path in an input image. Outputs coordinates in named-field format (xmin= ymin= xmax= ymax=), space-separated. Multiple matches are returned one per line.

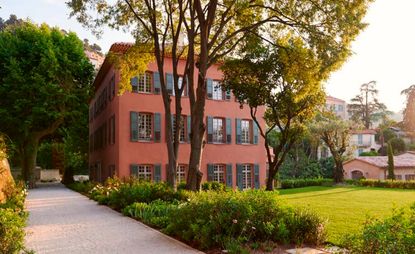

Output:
xmin=25 ymin=183 xmax=202 ymax=254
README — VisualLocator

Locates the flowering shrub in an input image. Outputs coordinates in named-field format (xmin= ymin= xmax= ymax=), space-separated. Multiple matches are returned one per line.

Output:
xmin=342 ymin=204 xmax=415 ymax=253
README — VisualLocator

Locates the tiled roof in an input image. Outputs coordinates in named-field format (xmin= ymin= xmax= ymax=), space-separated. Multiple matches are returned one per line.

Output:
xmin=346 ymin=153 xmax=415 ymax=168
xmin=326 ymin=95 xmax=346 ymax=103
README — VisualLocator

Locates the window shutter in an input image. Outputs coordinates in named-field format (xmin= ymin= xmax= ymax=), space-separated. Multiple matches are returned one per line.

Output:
xmin=185 ymin=75 xmax=189 ymax=96
xmin=236 ymin=164 xmax=243 ymax=190
xmin=226 ymin=118 xmax=232 ymax=144
xmin=226 ymin=164 xmax=233 ymax=188
xmin=225 ymin=89 xmax=231 ymax=100
xmin=130 ymin=112 xmax=138 ymax=141
xmin=254 ymin=164 xmax=260 ymax=189
xmin=131 ymin=76 xmax=138 ymax=92
xmin=235 ymin=118 xmax=241 ymax=144
xmin=207 ymin=116 xmax=213 ymax=143
xmin=154 ymin=164 xmax=161 ymax=182
xmin=153 ymin=72 xmax=161 ymax=94
xmin=187 ymin=115 xmax=191 ymax=143
xmin=207 ymin=164 xmax=214 ymax=181
xmin=154 ymin=113 xmax=161 ymax=142
xmin=166 ymin=73 xmax=173 ymax=94
xmin=253 ymin=121 xmax=259 ymax=144
xmin=130 ymin=164 xmax=138 ymax=177
xmin=206 ymin=79 xmax=213 ymax=99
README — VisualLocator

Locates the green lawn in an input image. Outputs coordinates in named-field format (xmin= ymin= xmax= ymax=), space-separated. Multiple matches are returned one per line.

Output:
xmin=279 ymin=186 xmax=415 ymax=245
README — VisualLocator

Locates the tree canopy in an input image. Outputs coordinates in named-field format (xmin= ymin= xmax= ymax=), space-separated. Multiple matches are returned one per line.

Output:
xmin=0 ymin=21 xmax=94 ymax=182
xmin=401 ymin=84 xmax=415 ymax=132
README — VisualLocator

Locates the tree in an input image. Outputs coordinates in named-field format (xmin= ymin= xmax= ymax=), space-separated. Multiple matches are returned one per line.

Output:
xmin=0 ymin=22 xmax=94 ymax=184
xmin=222 ymin=36 xmax=326 ymax=190
xmin=310 ymin=112 xmax=354 ymax=183
xmin=348 ymin=81 xmax=389 ymax=129
xmin=68 ymin=0 xmax=373 ymax=190
xmin=401 ymin=84 xmax=415 ymax=132
xmin=387 ymin=141 xmax=395 ymax=180
xmin=0 ymin=14 xmax=23 ymax=31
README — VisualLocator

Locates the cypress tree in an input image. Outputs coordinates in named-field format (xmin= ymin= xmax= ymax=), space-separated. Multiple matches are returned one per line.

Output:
xmin=387 ymin=142 xmax=395 ymax=180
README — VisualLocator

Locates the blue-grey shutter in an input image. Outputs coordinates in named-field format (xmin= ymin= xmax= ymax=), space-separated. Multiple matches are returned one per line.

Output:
xmin=171 ymin=114 xmax=175 ymax=139
xmin=253 ymin=121 xmax=259 ymax=144
xmin=187 ymin=115 xmax=191 ymax=143
xmin=206 ymin=79 xmax=213 ymax=99
xmin=235 ymin=118 xmax=241 ymax=144
xmin=130 ymin=112 xmax=138 ymax=141
xmin=207 ymin=164 xmax=214 ymax=181
xmin=254 ymin=164 xmax=260 ymax=189
xmin=207 ymin=116 xmax=213 ymax=143
xmin=226 ymin=118 xmax=232 ymax=144
xmin=225 ymin=89 xmax=231 ymax=100
xmin=131 ymin=76 xmax=138 ymax=92
xmin=130 ymin=164 xmax=138 ymax=177
xmin=226 ymin=164 xmax=233 ymax=187
xmin=154 ymin=113 xmax=161 ymax=142
xmin=185 ymin=75 xmax=189 ymax=96
xmin=153 ymin=72 xmax=161 ymax=94
xmin=154 ymin=164 xmax=161 ymax=182
xmin=166 ymin=73 xmax=173 ymax=94
xmin=236 ymin=164 xmax=243 ymax=190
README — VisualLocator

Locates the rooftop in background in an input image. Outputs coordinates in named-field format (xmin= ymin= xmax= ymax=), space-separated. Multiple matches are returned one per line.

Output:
xmin=346 ymin=152 xmax=415 ymax=168
xmin=350 ymin=129 xmax=377 ymax=135
xmin=326 ymin=95 xmax=346 ymax=103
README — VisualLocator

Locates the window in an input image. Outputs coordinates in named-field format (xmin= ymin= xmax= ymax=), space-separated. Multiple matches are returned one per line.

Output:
xmin=338 ymin=104 xmax=344 ymax=111
xmin=138 ymin=113 xmax=152 ymax=141
xmin=241 ymin=120 xmax=251 ymax=144
xmin=172 ymin=115 xmax=186 ymax=142
xmin=176 ymin=165 xmax=186 ymax=183
xmin=358 ymin=134 xmax=363 ymax=145
xmin=242 ymin=164 xmax=252 ymax=189
xmin=213 ymin=118 xmax=224 ymax=143
xmin=212 ymin=81 xmax=223 ymax=100
xmin=138 ymin=72 xmax=152 ymax=93
xmin=213 ymin=164 xmax=225 ymax=183
xmin=405 ymin=174 xmax=415 ymax=181
xmin=137 ymin=165 xmax=152 ymax=181
xmin=172 ymin=76 xmax=185 ymax=96
xmin=395 ymin=175 xmax=402 ymax=180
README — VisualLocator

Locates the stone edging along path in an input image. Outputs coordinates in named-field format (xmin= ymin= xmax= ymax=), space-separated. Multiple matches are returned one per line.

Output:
xmin=25 ymin=183 xmax=202 ymax=254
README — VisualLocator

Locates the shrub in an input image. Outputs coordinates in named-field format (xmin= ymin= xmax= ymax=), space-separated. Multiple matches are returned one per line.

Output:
xmin=165 ymin=190 xmax=326 ymax=249
xmin=201 ymin=182 xmax=228 ymax=191
xmin=342 ymin=205 xmax=415 ymax=253
xmin=67 ymin=181 xmax=95 ymax=194
xmin=352 ymin=179 xmax=415 ymax=189
xmin=123 ymin=200 xmax=179 ymax=228
xmin=359 ymin=151 xmax=379 ymax=156
xmin=280 ymin=178 xmax=334 ymax=189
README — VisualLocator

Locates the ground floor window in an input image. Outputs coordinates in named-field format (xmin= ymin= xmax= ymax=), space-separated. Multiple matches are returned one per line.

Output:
xmin=137 ymin=165 xmax=152 ymax=181
xmin=213 ymin=164 xmax=225 ymax=183
xmin=405 ymin=174 xmax=415 ymax=181
xmin=395 ymin=175 xmax=402 ymax=180
xmin=242 ymin=164 xmax=252 ymax=189
xmin=177 ymin=165 xmax=186 ymax=183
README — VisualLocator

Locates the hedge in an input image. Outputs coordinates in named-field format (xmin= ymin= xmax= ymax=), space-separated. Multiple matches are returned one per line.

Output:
xmin=280 ymin=178 xmax=334 ymax=189
xmin=346 ymin=179 xmax=415 ymax=189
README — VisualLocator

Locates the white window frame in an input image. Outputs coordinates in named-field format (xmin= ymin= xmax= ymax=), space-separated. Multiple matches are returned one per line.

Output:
xmin=242 ymin=164 xmax=252 ymax=190
xmin=138 ymin=72 xmax=152 ymax=93
xmin=172 ymin=76 xmax=184 ymax=96
xmin=212 ymin=118 xmax=224 ymax=143
xmin=138 ymin=113 xmax=152 ymax=141
xmin=213 ymin=164 xmax=225 ymax=183
xmin=176 ymin=165 xmax=186 ymax=183
xmin=241 ymin=120 xmax=251 ymax=144
xmin=212 ymin=81 xmax=223 ymax=100
xmin=138 ymin=165 xmax=152 ymax=181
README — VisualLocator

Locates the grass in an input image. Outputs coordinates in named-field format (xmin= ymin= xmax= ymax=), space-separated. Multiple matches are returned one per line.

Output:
xmin=279 ymin=186 xmax=415 ymax=245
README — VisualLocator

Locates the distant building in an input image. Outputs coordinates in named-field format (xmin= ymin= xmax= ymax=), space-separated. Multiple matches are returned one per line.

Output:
xmin=85 ymin=50 xmax=104 ymax=71
xmin=343 ymin=152 xmax=415 ymax=180
xmin=325 ymin=95 xmax=347 ymax=119
xmin=350 ymin=129 xmax=380 ymax=157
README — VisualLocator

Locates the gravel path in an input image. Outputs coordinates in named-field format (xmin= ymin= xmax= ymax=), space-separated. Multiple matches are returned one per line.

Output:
xmin=25 ymin=183 xmax=202 ymax=254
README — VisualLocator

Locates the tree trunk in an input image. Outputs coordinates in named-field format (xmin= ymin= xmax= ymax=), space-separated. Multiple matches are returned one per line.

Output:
xmin=333 ymin=158 xmax=344 ymax=183
xmin=186 ymin=109 xmax=204 ymax=191
xmin=266 ymin=173 xmax=275 ymax=191
xmin=21 ymin=137 xmax=40 ymax=188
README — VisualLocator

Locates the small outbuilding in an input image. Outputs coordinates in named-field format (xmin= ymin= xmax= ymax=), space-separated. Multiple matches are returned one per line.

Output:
xmin=343 ymin=152 xmax=415 ymax=180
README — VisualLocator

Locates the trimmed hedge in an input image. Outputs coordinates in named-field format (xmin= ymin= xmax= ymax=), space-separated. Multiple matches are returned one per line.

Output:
xmin=280 ymin=178 xmax=334 ymax=189
xmin=346 ymin=179 xmax=415 ymax=189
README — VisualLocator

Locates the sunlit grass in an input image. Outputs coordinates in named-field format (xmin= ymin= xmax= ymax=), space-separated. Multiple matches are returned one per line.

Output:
xmin=279 ymin=186 xmax=415 ymax=245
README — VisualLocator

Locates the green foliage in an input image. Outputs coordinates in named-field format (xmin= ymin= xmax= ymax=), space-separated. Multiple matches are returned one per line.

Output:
xmin=165 ymin=191 xmax=326 ymax=249
xmin=359 ymin=151 xmax=379 ymax=156
xmin=280 ymin=179 xmax=334 ymax=189
xmin=389 ymin=137 xmax=406 ymax=154
xmin=36 ymin=142 xmax=53 ymax=169
xmin=387 ymin=142 xmax=395 ymax=180
xmin=343 ymin=205 xmax=415 ymax=253
xmin=123 ymin=200 xmax=179 ymax=229
xmin=382 ymin=128 xmax=397 ymax=143
xmin=0 ymin=182 xmax=28 ymax=254
xmin=350 ymin=179 xmax=415 ymax=189
xmin=201 ymin=182 xmax=228 ymax=191
xmin=67 ymin=181 xmax=95 ymax=194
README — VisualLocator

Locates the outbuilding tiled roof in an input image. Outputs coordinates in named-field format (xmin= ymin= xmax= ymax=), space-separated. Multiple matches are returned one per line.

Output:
xmin=350 ymin=129 xmax=377 ymax=135
xmin=346 ymin=153 xmax=415 ymax=168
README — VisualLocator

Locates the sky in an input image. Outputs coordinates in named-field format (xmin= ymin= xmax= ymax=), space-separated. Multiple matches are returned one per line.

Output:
xmin=1 ymin=0 xmax=414 ymax=113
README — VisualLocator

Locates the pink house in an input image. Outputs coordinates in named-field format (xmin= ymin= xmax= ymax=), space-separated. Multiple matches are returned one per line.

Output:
xmin=88 ymin=43 xmax=267 ymax=189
